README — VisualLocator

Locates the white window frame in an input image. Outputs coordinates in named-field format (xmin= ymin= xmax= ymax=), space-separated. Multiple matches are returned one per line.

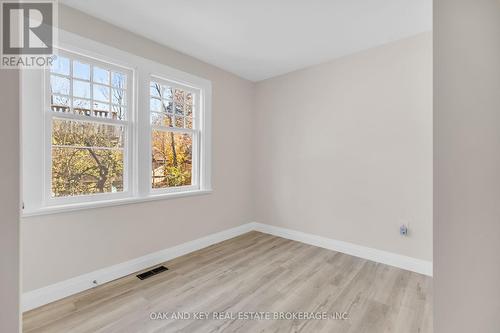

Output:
xmin=21 ymin=30 xmax=212 ymax=216
xmin=43 ymin=49 xmax=134 ymax=206
xmin=149 ymin=76 xmax=202 ymax=195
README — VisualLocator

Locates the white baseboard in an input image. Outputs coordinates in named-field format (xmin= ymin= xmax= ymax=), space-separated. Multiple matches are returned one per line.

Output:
xmin=22 ymin=221 xmax=432 ymax=312
xmin=22 ymin=223 xmax=255 ymax=312
xmin=252 ymin=222 xmax=433 ymax=277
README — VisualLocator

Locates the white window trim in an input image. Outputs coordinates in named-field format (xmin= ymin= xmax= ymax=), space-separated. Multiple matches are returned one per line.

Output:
xmin=21 ymin=30 xmax=212 ymax=217
xmin=43 ymin=49 xmax=134 ymax=206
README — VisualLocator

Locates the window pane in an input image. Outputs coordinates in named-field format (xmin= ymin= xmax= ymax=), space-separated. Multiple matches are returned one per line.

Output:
xmin=112 ymin=89 xmax=126 ymax=105
xmin=185 ymin=104 xmax=193 ymax=117
xmin=93 ymin=84 xmax=110 ymax=102
xmin=175 ymin=116 xmax=184 ymax=128
xmin=52 ymin=118 xmax=124 ymax=148
xmin=73 ymin=80 xmax=90 ymax=99
xmin=174 ymin=88 xmax=184 ymax=104
xmin=93 ymin=66 xmax=110 ymax=85
xmin=151 ymin=112 xmax=172 ymax=127
xmin=175 ymin=104 xmax=184 ymax=116
xmin=151 ymin=98 xmax=172 ymax=113
xmin=112 ymin=105 xmax=126 ymax=120
xmin=111 ymin=72 xmax=126 ymax=89
xmin=93 ymin=102 xmax=110 ymax=117
xmin=150 ymin=97 xmax=161 ymax=112
xmin=163 ymin=101 xmax=173 ymax=114
xmin=52 ymin=147 xmax=124 ymax=197
xmin=151 ymin=131 xmax=192 ymax=188
xmin=51 ymin=95 xmax=70 ymax=113
xmin=51 ymin=56 xmax=70 ymax=75
xmin=50 ymin=75 xmax=70 ymax=95
xmin=162 ymin=86 xmax=173 ymax=100
xmin=186 ymin=92 xmax=193 ymax=106
xmin=150 ymin=82 xmax=161 ymax=97
xmin=73 ymin=98 xmax=90 ymax=110
xmin=186 ymin=117 xmax=193 ymax=129
xmin=73 ymin=99 xmax=91 ymax=117
xmin=73 ymin=61 xmax=90 ymax=80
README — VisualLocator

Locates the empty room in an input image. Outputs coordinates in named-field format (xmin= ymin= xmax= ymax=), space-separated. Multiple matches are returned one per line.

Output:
xmin=2 ymin=0 xmax=500 ymax=333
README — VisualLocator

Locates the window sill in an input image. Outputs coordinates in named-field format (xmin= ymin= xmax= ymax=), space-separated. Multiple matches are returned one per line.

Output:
xmin=22 ymin=189 xmax=213 ymax=218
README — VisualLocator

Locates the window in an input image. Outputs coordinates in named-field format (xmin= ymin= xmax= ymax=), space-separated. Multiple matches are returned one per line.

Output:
xmin=150 ymin=79 xmax=199 ymax=191
xmin=46 ymin=51 xmax=132 ymax=202
xmin=22 ymin=36 xmax=212 ymax=215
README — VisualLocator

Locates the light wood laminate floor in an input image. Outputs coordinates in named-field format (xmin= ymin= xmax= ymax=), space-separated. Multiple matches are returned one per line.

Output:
xmin=23 ymin=231 xmax=432 ymax=333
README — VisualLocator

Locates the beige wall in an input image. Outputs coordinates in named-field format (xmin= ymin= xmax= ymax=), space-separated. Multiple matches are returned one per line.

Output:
xmin=21 ymin=5 xmax=255 ymax=291
xmin=254 ymin=33 xmax=433 ymax=261
xmin=0 ymin=69 xmax=21 ymax=332
xmin=434 ymin=0 xmax=500 ymax=332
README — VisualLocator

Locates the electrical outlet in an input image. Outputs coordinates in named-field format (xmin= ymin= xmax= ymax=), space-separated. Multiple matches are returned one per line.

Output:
xmin=400 ymin=225 xmax=408 ymax=236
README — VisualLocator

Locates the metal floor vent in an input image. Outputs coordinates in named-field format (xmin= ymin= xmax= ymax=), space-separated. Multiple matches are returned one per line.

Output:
xmin=136 ymin=265 xmax=168 ymax=280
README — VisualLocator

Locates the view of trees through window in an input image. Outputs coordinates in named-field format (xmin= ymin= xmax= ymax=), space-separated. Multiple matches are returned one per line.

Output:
xmin=150 ymin=81 xmax=194 ymax=188
xmin=49 ymin=55 xmax=128 ymax=197
xmin=49 ymin=53 xmax=199 ymax=198
xmin=51 ymin=119 xmax=124 ymax=196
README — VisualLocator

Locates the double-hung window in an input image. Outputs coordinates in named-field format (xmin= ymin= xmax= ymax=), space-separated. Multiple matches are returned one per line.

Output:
xmin=22 ymin=35 xmax=212 ymax=215
xmin=150 ymin=78 xmax=199 ymax=192
xmin=46 ymin=51 xmax=132 ymax=203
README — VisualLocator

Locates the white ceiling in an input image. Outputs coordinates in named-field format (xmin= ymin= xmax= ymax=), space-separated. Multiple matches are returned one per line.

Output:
xmin=61 ymin=0 xmax=432 ymax=82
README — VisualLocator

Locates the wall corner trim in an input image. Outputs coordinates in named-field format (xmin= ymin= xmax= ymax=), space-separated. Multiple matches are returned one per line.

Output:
xmin=22 ymin=221 xmax=432 ymax=312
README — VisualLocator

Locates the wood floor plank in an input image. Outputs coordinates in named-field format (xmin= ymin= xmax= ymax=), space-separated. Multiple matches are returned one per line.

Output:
xmin=23 ymin=232 xmax=432 ymax=333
